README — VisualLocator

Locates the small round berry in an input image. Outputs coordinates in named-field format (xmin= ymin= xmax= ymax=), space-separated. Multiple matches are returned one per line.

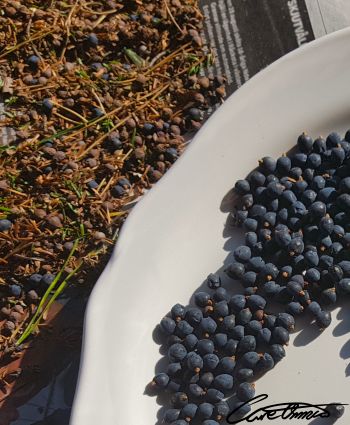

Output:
xmin=237 ymin=382 xmax=255 ymax=402
xmin=235 ymin=179 xmax=250 ymax=195
xmin=111 ymin=185 xmax=125 ymax=198
xmin=88 ymin=33 xmax=99 ymax=45
xmin=168 ymin=343 xmax=187 ymax=362
xmin=9 ymin=284 xmax=21 ymax=297
xmin=213 ymin=374 xmax=234 ymax=391
xmin=0 ymin=219 xmax=12 ymax=232
xmin=272 ymin=326 xmax=290 ymax=345
xmin=269 ymin=344 xmax=286 ymax=362
xmin=315 ymin=310 xmax=332 ymax=329
xmin=160 ymin=317 xmax=176 ymax=335
xmin=152 ymin=372 xmax=169 ymax=388
xmin=297 ymin=133 xmax=313 ymax=153
xmin=27 ymin=55 xmax=40 ymax=67
xmin=206 ymin=273 xmax=221 ymax=289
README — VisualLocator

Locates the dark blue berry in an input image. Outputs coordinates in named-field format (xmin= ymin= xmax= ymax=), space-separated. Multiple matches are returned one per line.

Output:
xmin=336 ymin=278 xmax=350 ymax=294
xmin=256 ymin=327 xmax=272 ymax=345
xmin=197 ymin=403 xmax=214 ymax=419
xmin=176 ymin=320 xmax=194 ymax=337
xmin=167 ymin=363 xmax=182 ymax=377
xmin=188 ymin=383 xmax=204 ymax=398
xmin=225 ymin=339 xmax=239 ymax=356
xmin=186 ymin=352 xmax=203 ymax=372
xmin=242 ymin=271 xmax=257 ymax=287
xmin=307 ymin=301 xmax=322 ymax=316
xmin=199 ymin=372 xmax=214 ymax=388
xmin=228 ymin=401 xmax=251 ymax=420
xmin=237 ymin=382 xmax=255 ymax=402
xmin=171 ymin=304 xmax=185 ymax=320
xmin=185 ymin=308 xmax=203 ymax=326
xmin=27 ymin=55 xmax=40 ymax=67
xmin=272 ymin=326 xmax=290 ymax=345
xmin=310 ymin=201 xmax=327 ymax=218
xmin=255 ymin=352 xmax=274 ymax=373
xmin=281 ymin=190 xmax=297 ymax=205
xmin=152 ymin=373 xmax=169 ymax=388
xmin=287 ymin=238 xmax=304 ymax=256
xmin=160 ymin=317 xmax=176 ymax=335
xmin=247 ymin=256 xmax=265 ymax=272
xmin=240 ymin=351 xmax=260 ymax=369
xmin=168 ymin=343 xmax=187 ymax=362
xmin=9 ymin=284 xmax=21 ymax=297
xmin=213 ymin=401 xmax=230 ymax=421
xmin=228 ymin=295 xmax=246 ymax=314
xmin=41 ymin=273 xmax=56 ymax=287
xmin=88 ymin=33 xmax=99 ymax=45
xmin=234 ymin=245 xmax=251 ymax=262
xmin=219 ymin=356 xmax=236 ymax=374
xmin=259 ymin=156 xmax=276 ymax=174
xmin=246 ymin=294 xmax=266 ymax=311
xmin=0 ymin=219 xmax=12 ymax=232
xmin=230 ymin=325 xmax=245 ymax=340
xmin=236 ymin=367 xmax=254 ymax=382
xmin=213 ymin=333 xmax=228 ymax=349
xmin=286 ymin=302 xmax=304 ymax=315
xmin=243 ymin=218 xmax=258 ymax=231
xmin=180 ymin=403 xmax=198 ymax=421
xmin=183 ymin=334 xmax=198 ymax=351
xmin=165 ymin=148 xmax=178 ymax=161
xmin=188 ymin=107 xmax=203 ymax=121
xmin=311 ymin=176 xmax=326 ymax=191
xmin=213 ymin=287 xmax=228 ymax=302
xmin=87 ymin=180 xmax=99 ymax=190
xmin=237 ymin=335 xmax=256 ymax=353
xmin=111 ymin=185 xmax=125 ymax=197
xmin=222 ymin=314 xmax=236 ymax=332
xmin=206 ymin=273 xmax=221 ymax=289
xmin=269 ymin=344 xmax=286 ymax=362
xmin=194 ymin=291 xmax=211 ymax=307
xmin=197 ymin=339 xmax=214 ymax=356
xmin=226 ymin=262 xmax=245 ymax=279
xmin=275 ymin=313 xmax=295 ymax=331
xmin=206 ymin=388 xmax=224 ymax=403
xmin=318 ymin=187 xmax=337 ymax=203
xmin=203 ymin=353 xmax=219 ymax=370
xmin=213 ymin=374 xmax=233 ymax=391
xmin=236 ymin=308 xmax=252 ymax=325
xmin=164 ymin=408 xmax=180 ymax=422
xmin=315 ymin=310 xmax=332 ymax=329
xmin=313 ymin=137 xmax=327 ymax=153
xmin=42 ymin=98 xmax=53 ymax=113
xmin=117 ymin=177 xmax=131 ymax=188
xmin=249 ymin=170 xmax=266 ymax=186
xmin=171 ymin=392 xmax=188 ymax=408
xmin=297 ymin=133 xmax=313 ymax=153
xmin=277 ymin=156 xmax=291 ymax=173
xmin=235 ymin=179 xmax=250 ymax=195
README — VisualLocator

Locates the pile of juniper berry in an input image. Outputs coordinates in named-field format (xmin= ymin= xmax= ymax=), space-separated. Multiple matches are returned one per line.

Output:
xmin=150 ymin=131 xmax=350 ymax=424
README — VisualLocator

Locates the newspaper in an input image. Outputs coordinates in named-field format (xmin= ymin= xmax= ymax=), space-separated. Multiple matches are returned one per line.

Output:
xmin=200 ymin=0 xmax=315 ymax=96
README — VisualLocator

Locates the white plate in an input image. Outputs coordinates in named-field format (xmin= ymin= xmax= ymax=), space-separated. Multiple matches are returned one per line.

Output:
xmin=71 ymin=28 xmax=350 ymax=425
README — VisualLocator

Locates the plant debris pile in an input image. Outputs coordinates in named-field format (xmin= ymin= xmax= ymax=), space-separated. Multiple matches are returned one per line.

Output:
xmin=0 ymin=0 xmax=226 ymax=351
